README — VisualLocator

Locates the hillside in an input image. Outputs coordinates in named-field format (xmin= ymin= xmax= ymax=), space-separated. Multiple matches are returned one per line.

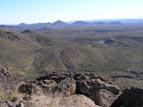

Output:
xmin=1 ymin=25 xmax=143 ymax=89
xmin=0 ymin=27 xmax=107 ymax=79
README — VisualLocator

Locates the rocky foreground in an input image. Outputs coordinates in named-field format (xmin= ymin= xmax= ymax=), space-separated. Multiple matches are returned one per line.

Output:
xmin=1 ymin=67 xmax=143 ymax=107
xmin=18 ymin=72 xmax=120 ymax=107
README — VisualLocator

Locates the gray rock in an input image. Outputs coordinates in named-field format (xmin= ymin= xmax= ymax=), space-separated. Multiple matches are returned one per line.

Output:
xmin=111 ymin=87 xmax=143 ymax=107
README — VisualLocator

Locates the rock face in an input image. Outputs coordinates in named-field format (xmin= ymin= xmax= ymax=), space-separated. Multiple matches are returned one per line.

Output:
xmin=111 ymin=87 xmax=143 ymax=107
xmin=18 ymin=72 xmax=120 ymax=107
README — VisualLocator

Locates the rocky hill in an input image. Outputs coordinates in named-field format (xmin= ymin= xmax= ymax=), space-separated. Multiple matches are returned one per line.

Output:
xmin=0 ymin=72 xmax=120 ymax=107
xmin=1 ymin=71 xmax=143 ymax=107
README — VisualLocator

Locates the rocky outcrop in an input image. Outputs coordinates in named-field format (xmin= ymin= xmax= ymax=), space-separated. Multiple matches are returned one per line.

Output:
xmin=0 ymin=67 xmax=13 ymax=82
xmin=18 ymin=72 xmax=120 ymax=107
xmin=111 ymin=87 xmax=143 ymax=107
xmin=0 ymin=67 xmax=23 ymax=82
xmin=2 ymin=69 xmax=143 ymax=107
xmin=0 ymin=67 xmax=23 ymax=91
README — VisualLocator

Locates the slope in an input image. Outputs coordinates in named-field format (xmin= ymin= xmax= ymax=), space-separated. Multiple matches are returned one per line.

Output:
xmin=0 ymin=28 xmax=107 ymax=79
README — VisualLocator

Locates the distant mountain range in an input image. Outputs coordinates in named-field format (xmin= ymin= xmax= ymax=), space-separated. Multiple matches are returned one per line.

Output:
xmin=2 ymin=19 xmax=143 ymax=28
xmin=17 ymin=20 xmax=123 ymax=26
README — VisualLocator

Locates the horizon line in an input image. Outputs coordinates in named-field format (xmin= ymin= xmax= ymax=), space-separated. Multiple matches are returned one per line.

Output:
xmin=1 ymin=18 xmax=143 ymax=25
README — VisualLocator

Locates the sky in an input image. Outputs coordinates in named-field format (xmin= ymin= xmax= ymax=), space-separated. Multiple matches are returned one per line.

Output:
xmin=0 ymin=0 xmax=143 ymax=24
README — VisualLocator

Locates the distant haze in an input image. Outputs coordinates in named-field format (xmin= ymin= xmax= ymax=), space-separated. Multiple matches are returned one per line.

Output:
xmin=0 ymin=0 xmax=143 ymax=24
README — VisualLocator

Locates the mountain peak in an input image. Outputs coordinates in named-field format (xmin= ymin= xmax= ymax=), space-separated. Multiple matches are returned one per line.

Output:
xmin=52 ymin=20 xmax=67 ymax=26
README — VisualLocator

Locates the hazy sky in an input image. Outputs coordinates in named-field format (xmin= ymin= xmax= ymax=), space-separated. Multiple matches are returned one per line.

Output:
xmin=0 ymin=0 xmax=143 ymax=24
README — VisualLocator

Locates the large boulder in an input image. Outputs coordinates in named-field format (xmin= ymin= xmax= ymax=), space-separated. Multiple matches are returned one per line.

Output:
xmin=75 ymin=73 xmax=120 ymax=106
xmin=111 ymin=87 xmax=143 ymax=107
xmin=25 ymin=94 xmax=100 ymax=107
